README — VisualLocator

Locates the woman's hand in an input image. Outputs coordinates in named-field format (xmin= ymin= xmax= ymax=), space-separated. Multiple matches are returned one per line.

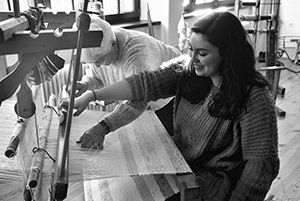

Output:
xmin=76 ymin=122 xmax=106 ymax=149
xmin=58 ymin=90 xmax=94 ymax=116
xmin=74 ymin=81 xmax=89 ymax=97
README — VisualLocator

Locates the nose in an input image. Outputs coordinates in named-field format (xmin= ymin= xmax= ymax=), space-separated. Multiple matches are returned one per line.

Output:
xmin=193 ymin=57 xmax=200 ymax=64
xmin=191 ymin=55 xmax=201 ymax=65
xmin=189 ymin=51 xmax=200 ymax=63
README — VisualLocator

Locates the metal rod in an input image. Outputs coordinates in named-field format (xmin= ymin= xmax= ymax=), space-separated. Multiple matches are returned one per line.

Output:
xmin=7 ymin=0 xmax=11 ymax=11
xmin=52 ymin=0 xmax=90 ymax=199
xmin=13 ymin=0 xmax=20 ymax=18
xmin=60 ymin=0 xmax=89 ymax=175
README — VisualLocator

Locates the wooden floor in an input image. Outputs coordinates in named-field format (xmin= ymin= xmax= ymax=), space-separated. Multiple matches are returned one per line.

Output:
xmin=265 ymin=58 xmax=300 ymax=201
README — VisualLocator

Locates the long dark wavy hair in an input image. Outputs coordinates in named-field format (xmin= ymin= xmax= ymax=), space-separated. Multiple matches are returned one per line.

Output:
xmin=178 ymin=11 xmax=270 ymax=119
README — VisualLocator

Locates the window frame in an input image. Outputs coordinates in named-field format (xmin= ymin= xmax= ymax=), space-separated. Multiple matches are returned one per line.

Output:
xmin=102 ymin=0 xmax=141 ymax=25
xmin=184 ymin=0 xmax=235 ymax=13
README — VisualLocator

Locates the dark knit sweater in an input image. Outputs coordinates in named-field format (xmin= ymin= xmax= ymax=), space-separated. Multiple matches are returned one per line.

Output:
xmin=123 ymin=56 xmax=279 ymax=201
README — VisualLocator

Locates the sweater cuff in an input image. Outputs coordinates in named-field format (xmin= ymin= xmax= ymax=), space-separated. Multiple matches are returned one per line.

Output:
xmin=124 ymin=75 xmax=143 ymax=100
xmin=102 ymin=112 xmax=122 ymax=132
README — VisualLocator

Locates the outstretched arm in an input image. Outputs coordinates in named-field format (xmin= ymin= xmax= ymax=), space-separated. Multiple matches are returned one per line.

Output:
xmin=59 ymin=79 xmax=133 ymax=116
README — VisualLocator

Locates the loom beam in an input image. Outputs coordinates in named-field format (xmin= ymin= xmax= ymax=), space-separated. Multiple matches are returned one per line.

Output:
xmin=0 ymin=16 xmax=29 ymax=44
xmin=0 ymin=29 xmax=102 ymax=105
xmin=0 ymin=11 xmax=76 ymax=43
xmin=0 ymin=29 xmax=102 ymax=55
xmin=0 ymin=8 xmax=102 ymax=105
xmin=0 ymin=52 xmax=52 ymax=105
xmin=0 ymin=11 xmax=76 ymax=28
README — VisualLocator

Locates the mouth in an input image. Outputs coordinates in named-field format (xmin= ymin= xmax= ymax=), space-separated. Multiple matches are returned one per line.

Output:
xmin=193 ymin=63 xmax=205 ymax=70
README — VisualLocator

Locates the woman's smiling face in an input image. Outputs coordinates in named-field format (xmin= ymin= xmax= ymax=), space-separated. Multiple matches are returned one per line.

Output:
xmin=189 ymin=32 xmax=223 ymax=85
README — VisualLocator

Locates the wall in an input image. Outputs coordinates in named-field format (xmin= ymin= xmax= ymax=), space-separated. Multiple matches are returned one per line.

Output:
xmin=278 ymin=0 xmax=300 ymax=37
xmin=141 ymin=0 xmax=184 ymax=46
xmin=181 ymin=0 xmax=300 ymax=56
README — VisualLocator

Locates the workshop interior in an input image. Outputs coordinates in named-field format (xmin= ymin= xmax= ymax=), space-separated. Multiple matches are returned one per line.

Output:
xmin=0 ymin=0 xmax=300 ymax=200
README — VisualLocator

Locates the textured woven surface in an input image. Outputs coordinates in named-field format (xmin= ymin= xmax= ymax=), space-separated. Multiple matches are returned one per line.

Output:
xmin=44 ymin=110 xmax=192 ymax=179
xmin=0 ymin=91 xmax=192 ymax=200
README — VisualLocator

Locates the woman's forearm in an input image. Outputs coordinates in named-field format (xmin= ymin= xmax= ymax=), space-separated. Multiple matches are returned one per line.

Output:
xmin=94 ymin=80 xmax=133 ymax=101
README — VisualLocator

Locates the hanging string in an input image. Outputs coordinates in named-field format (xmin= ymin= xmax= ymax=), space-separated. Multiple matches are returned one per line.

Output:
xmin=32 ymin=147 xmax=56 ymax=162
xmin=30 ymin=102 xmax=60 ymax=163
xmin=44 ymin=104 xmax=59 ymax=116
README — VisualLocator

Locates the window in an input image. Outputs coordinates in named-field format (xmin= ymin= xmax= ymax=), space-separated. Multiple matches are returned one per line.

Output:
xmin=101 ymin=0 xmax=140 ymax=24
xmin=2 ymin=0 xmax=140 ymax=25
xmin=184 ymin=0 xmax=235 ymax=13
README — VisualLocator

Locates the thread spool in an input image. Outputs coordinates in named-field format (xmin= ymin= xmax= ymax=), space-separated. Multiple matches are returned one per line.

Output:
xmin=28 ymin=168 xmax=39 ymax=188
xmin=23 ymin=186 xmax=32 ymax=201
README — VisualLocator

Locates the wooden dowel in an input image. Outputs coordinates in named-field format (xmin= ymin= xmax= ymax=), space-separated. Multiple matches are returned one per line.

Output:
xmin=4 ymin=119 xmax=25 ymax=158
xmin=27 ymin=94 xmax=55 ymax=188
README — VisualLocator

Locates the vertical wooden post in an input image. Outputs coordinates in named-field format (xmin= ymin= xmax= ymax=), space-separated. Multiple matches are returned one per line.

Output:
xmin=0 ymin=56 xmax=7 ymax=79
xmin=266 ymin=29 xmax=277 ymax=96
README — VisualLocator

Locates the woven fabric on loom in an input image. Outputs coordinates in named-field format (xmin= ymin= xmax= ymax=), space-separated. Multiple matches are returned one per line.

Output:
xmin=41 ymin=110 xmax=192 ymax=200
xmin=45 ymin=110 xmax=192 ymax=179
xmin=0 ymin=85 xmax=192 ymax=200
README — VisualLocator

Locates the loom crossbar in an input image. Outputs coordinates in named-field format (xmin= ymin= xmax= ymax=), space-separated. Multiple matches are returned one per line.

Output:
xmin=0 ymin=11 xmax=76 ymax=30
xmin=0 ymin=29 xmax=103 ymax=55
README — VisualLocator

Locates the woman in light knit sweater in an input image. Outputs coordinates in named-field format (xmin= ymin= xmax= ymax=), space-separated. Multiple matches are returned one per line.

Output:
xmin=75 ymin=6 xmax=180 ymax=115
xmin=60 ymin=11 xmax=279 ymax=200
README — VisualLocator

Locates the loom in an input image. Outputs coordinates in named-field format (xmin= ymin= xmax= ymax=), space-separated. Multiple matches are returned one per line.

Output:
xmin=0 ymin=0 xmax=200 ymax=200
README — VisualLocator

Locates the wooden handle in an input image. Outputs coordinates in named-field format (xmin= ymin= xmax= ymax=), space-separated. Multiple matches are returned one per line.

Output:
xmin=14 ymin=78 xmax=36 ymax=118
xmin=0 ymin=52 xmax=51 ymax=105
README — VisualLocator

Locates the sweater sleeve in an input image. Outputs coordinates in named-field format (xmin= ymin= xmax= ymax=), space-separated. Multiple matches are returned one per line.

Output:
xmin=103 ymin=100 xmax=148 ymax=132
xmin=100 ymin=56 xmax=186 ymax=132
xmin=125 ymin=55 xmax=187 ymax=103
xmin=229 ymin=87 xmax=280 ymax=201
xmin=81 ymin=63 xmax=105 ymax=89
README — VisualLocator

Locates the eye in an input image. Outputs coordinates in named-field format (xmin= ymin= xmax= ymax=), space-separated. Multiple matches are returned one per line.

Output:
xmin=198 ymin=52 xmax=207 ymax=57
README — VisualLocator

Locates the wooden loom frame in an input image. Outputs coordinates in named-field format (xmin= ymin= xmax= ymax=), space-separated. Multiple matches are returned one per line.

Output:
xmin=0 ymin=0 xmax=103 ymax=200
xmin=0 ymin=1 xmax=200 ymax=201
